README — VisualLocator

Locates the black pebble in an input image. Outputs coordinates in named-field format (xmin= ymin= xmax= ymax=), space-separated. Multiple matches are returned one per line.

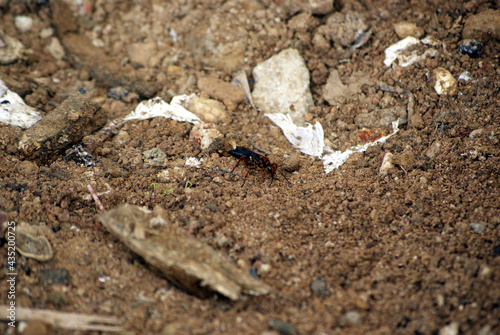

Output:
xmin=458 ymin=39 xmax=482 ymax=58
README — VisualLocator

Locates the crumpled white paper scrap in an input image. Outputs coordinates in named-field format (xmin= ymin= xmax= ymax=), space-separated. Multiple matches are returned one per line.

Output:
xmin=266 ymin=113 xmax=400 ymax=173
xmin=124 ymin=94 xmax=201 ymax=124
xmin=264 ymin=113 xmax=324 ymax=157
xmin=185 ymin=157 xmax=204 ymax=168
xmin=0 ymin=79 xmax=41 ymax=128
xmin=323 ymin=120 xmax=400 ymax=173
xmin=384 ymin=36 xmax=438 ymax=67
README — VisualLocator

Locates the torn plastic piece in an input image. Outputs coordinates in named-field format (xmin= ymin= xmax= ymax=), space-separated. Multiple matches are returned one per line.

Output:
xmin=384 ymin=36 xmax=438 ymax=67
xmin=265 ymin=113 xmax=324 ymax=157
xmin=233 ymin=69 xmax=256 ymax=109
xmin=123 ymin=95 xmax=202 ymax=124
xmin=266 ymin=114 xmax=400 ymax=173
xmin=186 ymin=157 xmax=204 ymax=168
xmin=0 ymin=79 xmax=41 ymax=128
xmin=323 ymin=120 xmax=400 ymax=173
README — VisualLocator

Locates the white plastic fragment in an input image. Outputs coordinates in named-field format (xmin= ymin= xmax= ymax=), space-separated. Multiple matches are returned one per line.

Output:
xmin=265 ymin=113 xmax=324 ymax=157
xmin=458 ymin=71 xmax=474 ymax=81
xmin=266 ymin=113 xmax=400 ymax=173
xmin=169 ymin=28 xmax=178 ymax=43
xmin=0 ymin=79 xmax=41 ymax=128
xmin=123 ymin=95 xmax=202 ymax=124
xmin=384 ymin=36 xmax=438 ymax=67
xmin=384 ymin=37 xmax=419 ymax=66
xmin=186 ymin=157 xmax=204 ymax=168
xmin=322 ymin=120 xmax=400 ymax=173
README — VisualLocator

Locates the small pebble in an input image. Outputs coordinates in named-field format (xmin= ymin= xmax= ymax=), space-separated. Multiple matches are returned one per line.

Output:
xmin=339 ymin=311 xmax=363 ymax=326
xmin=258 ymin=263 xmax=271 ymax=275
xmin=45 ymin=37 xmax=65 ymax=61
xmin=439 ymin=322 xmax=459 ymax=335
xmin=310 ymin=276 xmax=328 ymax=298
xmin=425 ymin=141 xmax=441 ymax=159
xmin=393 ymin=22 xmax=424 ymax=39
xmin=432 ymin=68 xmax=457 ymax=96
xmin=197 ymin=77 xmax=245 ymax=110
xmin=458 ymin=71 xmax=474 ymax=81
xmin=189 ymin=123 xmax=223 ymax=151
xmin=188 ymin=97 xmax=228 ymax=123
xmin=142 ymin=148 xmax=167 ymax=168
xmin=282 ymin=155 xmax=300 ymax=172
xmin=39 ymin=27 xmax=54 ymax=39
xmin=469 ymin=222 xmax=486 ymax=234
xmin=459 ymin=39 xmax=482 ymax=58
xmin=114 ymin=129 xmax=130 ymax=145
xmin=379 ymin=152 xmax=394 ymax=176
xmin=15 ymin=16 xmax=33 ymax=33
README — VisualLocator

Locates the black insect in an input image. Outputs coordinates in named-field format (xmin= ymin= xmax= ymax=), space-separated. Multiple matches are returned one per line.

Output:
xmin=228 ymin=146 xmax=291 ymax=186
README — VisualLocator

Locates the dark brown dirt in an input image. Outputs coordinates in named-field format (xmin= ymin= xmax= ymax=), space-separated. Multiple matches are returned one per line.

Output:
xmin=1 ymin=1 xmax=499 ymax=334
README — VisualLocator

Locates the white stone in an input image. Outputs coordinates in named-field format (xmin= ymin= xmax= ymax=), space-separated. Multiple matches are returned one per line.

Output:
xmin=39 ymin=28 xmax=54 ymax=39
xmin=188 ymin=97 xmax=228 ymax=123
xmin=379 ymin=152 xmax=395 ymax=176
xmin=46 ymin=37 xmax=65 ymax=61
xmin=189 ymin=123 xmax=222 ymax=151
xmin=432 ymin=68 xmax=457 ymax=95
xmin=15 ymin=16 xmax=33 ymax=33
xmin=0 ymin=79 xmax=41 ymax=128
xmin=439 ymin=322 xmax=459 ymax=335
xmin=252 ymin=48 xmax=313 ymax=123
xmin=384 ymin=36 xmax=438 ymax=67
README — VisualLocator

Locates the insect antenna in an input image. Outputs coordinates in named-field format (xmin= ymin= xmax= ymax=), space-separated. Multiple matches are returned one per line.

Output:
xmin=279 ymin=170 xmax=292 ymax=184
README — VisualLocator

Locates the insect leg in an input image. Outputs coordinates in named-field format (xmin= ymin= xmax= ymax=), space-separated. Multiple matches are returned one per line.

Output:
xmin=242 ymin=167 xmax=253 ymax=186
xmin=231 ymin=157 xmax=248 ymax=173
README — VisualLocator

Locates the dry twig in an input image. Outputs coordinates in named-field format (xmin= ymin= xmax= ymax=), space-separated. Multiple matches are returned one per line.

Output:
xmin=87 ymin=184 xmax=104 ymax=211
xmin=0 ymin=305 xmax=123 ymax=332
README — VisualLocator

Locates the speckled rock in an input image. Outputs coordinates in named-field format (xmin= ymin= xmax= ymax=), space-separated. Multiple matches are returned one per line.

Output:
xmin=188 ymin=97 xmax=228 ymax=123
xmin=393 ymin=22 xmax=424 ymax=39
xmin=432 ymin=68 xmax=457 ymax=95
xmin=252 ymin=48 xmax=313 ymax=123
xmin=197 ymin=77 xmax=245 ymax=111
xmin=458 ymin=39 xmax=482 ymax=58
xmin=462 ymin=9 xmax=500 ymax=43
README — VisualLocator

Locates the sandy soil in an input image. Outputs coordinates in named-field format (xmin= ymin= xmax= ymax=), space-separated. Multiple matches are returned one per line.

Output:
xmin=1 ymin=0 xmax=499 ymax=334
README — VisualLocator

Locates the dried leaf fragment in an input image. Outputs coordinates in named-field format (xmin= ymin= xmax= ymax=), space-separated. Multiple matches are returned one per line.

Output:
xmin=5 ymin=222 xmax=54 ymax=261
xmin=99 ymin=204 xmax=272 ymax=300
